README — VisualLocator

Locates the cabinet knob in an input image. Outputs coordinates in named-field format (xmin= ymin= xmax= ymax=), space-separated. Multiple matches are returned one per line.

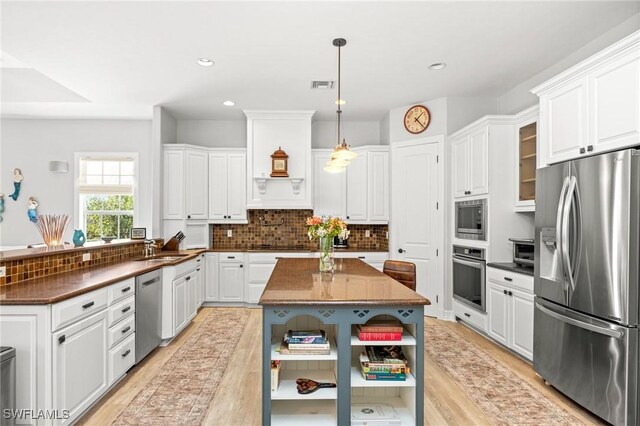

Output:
xmin=503 ymin=289 xmax=508 ymax=295
xmin=239 ymin=264 xmax=244 ymax=268
xmin=587 ymin=145 xmax=594 ymax=152
xmin=508 ymin=291 xmax=513 ymax=296
xmin=187 ymin=215 xmax=191 ymax=219
xmin=346 ymin=216 xmax=350 ymax=219
xmin=58 ymin=335 xmax=66 ymax=344
xmin=579 ymin=147 xmax=586 ymax=154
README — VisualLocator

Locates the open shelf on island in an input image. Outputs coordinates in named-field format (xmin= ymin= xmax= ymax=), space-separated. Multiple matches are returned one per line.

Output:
xmin=351 ymin=396 xmax=415 ymax=426
xmin=272 ymin=370 xmax=337 ymax=400
xmin=350 ymin=366 xmax=416 ymax=388
xmin=350 ymin=329 xmax=416 ymax=346
xmin=271 ymin=400 xmax=336 ymax=426
xmin=271 ymin=337 xmax=338 ymax=361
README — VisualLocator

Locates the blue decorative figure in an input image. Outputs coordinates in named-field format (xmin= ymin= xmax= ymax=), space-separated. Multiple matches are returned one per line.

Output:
xmin=27 ymin=197 xmax=38 ymax=223
xmin=8 ymin=168 xmax=23 ymax=201
xmin=0 ymin=193 xmax=4 ymax=223
xmin=73 ymin=229 xmax=86 ymax=247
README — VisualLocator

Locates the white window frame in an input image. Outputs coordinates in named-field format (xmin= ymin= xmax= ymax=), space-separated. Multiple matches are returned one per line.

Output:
xmin=74 ymin=152 xmax=140 ymax=237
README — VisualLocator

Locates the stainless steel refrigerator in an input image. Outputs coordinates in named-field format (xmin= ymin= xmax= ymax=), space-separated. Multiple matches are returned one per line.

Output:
xmin=534 ymin=148 xmax=640 ymax=425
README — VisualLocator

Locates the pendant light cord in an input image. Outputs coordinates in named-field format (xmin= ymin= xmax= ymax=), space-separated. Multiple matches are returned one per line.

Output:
xmin=337 ymin=41 xmax=341 ymax=146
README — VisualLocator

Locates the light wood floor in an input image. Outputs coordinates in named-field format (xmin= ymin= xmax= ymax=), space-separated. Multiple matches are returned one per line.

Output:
xmin=81 ymin=307 xmax=603 ymax=425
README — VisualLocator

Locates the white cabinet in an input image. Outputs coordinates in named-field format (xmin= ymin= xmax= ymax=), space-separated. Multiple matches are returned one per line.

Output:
xmin=205 ymin=253 xmax=219 ymax=302
xmin=52 ymin=311 xmax=109 ymax=425
xmin=196 ymin=254 xmax=206 ymax=307
xmin=173 ymin=275 xmax=188 ymax=335
xmin=345 ymin=147 xmax=389 ymax=224
xmin=312 ymin=150 xmax=346 ymax=218
xmin=208 ymin=151 xmax=247 ymax=222
xmin=533 ymin=31 xmax=640 ymax=166
xmin=452 ymin=129 xmax=488 ymax=199
xmin=367 ymin=150 xmax=390 ymax=222
xmin=219 ymin=262 xmax=245 ymax=302
xmin=514 ymin=107 xmax=538 ymax=212
xmin=486 ymin=267 xmax=534 ymax=360
xmin=185 ymin=149 xmax=208 ymax=219
xmin=346 ymin=153 xmax=368 ymax=222
xmin=163 ymin=149 xmax=184 ymax=219
xmin=187 ymin=271 xmax=198 ymax=321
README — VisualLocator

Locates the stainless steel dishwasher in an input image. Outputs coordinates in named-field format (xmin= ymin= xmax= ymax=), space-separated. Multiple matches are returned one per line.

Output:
xmin=0 ymin=347 xmax=16 ymax=426
xmin=135 ymin=270 xmax=162 ymax=364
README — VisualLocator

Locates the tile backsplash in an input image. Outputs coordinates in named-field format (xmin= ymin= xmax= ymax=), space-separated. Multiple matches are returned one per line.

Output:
xmin=211 ymin=210 xmax=388 ymax=250
xmin=0 ymin=241 xmax=145 ymax=286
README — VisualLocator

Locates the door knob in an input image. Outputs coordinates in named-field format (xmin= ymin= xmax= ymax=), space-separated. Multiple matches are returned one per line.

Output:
xmin=398 ymin=248 xmax=406 ymax=254
xmin=579 ymin=147 xmax=586 ymax=154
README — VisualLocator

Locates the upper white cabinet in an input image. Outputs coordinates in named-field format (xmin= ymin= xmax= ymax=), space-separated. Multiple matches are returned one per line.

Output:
xmin=533 ymin=31 xmax=640 ymax=166
xmin=244 ymin=110 xmax=314 ymax=209
xmin=451 ymin=127 xmax=489 ymax=199
xmin=208 ymin=150 xmax=247 ymax=222
xmin=163 ymin=149 xmax=185 ymax=219
xmin=312 ymin=146 xmax=389 ymax=224
xmin=312 ymin=150 xmax=346 ymax=218
xmin=514 ymin=106 xmax=538 ymax=212
xmin=185 ymin=149 xmax=208 ymax=219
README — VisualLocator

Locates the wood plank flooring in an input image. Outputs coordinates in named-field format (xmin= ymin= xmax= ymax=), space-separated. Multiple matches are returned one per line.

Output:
xmin=80 ymin=307 xmax=603 ymax=425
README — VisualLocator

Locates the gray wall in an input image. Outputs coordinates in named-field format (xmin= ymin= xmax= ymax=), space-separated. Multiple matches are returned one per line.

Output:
xmin=0 ymin=119 xmax=153 ymax=247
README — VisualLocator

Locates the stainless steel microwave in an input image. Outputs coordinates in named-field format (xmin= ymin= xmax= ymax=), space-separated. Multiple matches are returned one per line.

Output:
xmin=455 ymin=199 xmax=487 ymax=241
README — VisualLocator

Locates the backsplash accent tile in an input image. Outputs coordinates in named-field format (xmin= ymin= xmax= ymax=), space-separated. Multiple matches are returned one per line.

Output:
xmin=212 ymin=210 xmax=388 ymax=251
xmin=0 ymin=242 xmax=145 ymax=287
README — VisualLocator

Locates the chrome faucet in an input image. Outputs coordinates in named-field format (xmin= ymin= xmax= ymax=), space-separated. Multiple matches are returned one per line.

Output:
xmin=144 ymin=240 xmax=157 ymax=257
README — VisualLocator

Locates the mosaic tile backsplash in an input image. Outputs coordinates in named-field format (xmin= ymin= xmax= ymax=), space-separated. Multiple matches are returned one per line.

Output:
xmin=212 ymin=210 xmax=389 ymax=250
xmin=0 ymin=242 xmax=145 ymax=286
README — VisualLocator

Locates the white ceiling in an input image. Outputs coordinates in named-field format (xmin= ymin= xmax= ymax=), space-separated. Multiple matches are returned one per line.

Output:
xmin=1 ymin=1 xmax=638 ymax=120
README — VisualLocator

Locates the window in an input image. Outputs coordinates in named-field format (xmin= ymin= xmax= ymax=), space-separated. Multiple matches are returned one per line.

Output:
xmin=77 ymin=156 xmax=137 ymax=240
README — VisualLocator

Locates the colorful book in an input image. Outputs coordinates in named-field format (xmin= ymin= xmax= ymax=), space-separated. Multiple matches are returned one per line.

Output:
xmin=278 ymin=340 xmax=330 ymax=355
xmin=358 ymin=321 xmax=404 ymax=334
xmin=361 ymin=371 xmax=407 ymax=381
xmin=287 ymin=341 xmax=331 ymax=350
xmin=270 ymin=361 xmax=281 ymax=392
xmin=358 ymin=331 xmax=402 ymax=341
xmin=351 ymin=403 xmax=401 ymax=426
xmin=362 ymin=346 xmax=409 ymax=366
xmin=286 ymin=336 xmax=328 ymax=345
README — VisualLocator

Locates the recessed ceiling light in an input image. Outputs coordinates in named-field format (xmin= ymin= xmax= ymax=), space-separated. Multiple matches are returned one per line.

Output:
xmin=429 ymin=62 xmax=447 ymax=70
xmin=197 ymin=58 xmax=214 ymax=67
xmin=223 ymin=100 xmax=235 ymax=106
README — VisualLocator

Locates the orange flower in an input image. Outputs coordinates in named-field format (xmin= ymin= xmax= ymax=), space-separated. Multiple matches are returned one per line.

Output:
xmin=306 ymin=216 xmax=322 ymax=226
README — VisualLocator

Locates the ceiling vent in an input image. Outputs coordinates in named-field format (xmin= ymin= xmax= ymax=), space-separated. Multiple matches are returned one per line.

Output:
xmin=311 ymin=80 xmax=334 ymax=89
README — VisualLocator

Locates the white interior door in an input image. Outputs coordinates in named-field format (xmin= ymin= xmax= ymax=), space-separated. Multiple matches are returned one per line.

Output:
xmin=391 ymin=138 xmax=443 ymax=318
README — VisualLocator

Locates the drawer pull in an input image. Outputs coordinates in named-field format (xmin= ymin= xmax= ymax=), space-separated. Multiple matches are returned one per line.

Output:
xmin=358 ymin=256 xmax=366 ymax=259
xmin=464 ymin=313 xmax=471 ymax=317
xmin=121 ymin=349 xmax=131 ymax=358
xmin=122 ymin=306 xmax=131 ymax=313
xmin=58 ymin=335 xmax=66 ymax=344
xmin=121 ymin=326 xmax=131 ymax=334
xmin=121 ymin=286 xmax=131 ymax=293
xmin=504 ymin=277 xmax=513 ymax=282
xmin=82 ymin=301 xmax=95 ymax=309
xmin=227 ymin=256 xmax=235 ymax=259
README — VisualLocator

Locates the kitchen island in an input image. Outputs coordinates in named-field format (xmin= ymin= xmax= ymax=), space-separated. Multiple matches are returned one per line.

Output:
xmin=259 ymin=258 xmax=430 ymax=426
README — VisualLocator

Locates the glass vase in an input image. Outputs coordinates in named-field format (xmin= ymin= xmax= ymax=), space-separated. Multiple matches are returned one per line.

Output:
xmin=319 ymin=236 xmax=335 ymax=273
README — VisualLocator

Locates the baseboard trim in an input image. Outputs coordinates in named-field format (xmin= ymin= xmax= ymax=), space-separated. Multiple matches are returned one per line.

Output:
xmin=441 ymin=309 xmax=456 ymax=322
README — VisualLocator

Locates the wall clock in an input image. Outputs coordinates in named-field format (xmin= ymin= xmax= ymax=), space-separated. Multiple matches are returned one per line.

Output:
xmin=404 ymin=105 xmax=431 ymax=134
xmin=270 ymin=147 xmax=289 ymax=177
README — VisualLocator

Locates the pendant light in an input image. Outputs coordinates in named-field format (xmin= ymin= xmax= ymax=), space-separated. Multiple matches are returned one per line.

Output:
xmin=324 ymin=37 xmax=357 ymax=173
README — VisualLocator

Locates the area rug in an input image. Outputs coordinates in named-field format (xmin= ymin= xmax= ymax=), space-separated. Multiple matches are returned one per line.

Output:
xmin=425 ymin=324 xmax=584 ymax=425
xmin=113 ymin=308 xmax=251 ymax=425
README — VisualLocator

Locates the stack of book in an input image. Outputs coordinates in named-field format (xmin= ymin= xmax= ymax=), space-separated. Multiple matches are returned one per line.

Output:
xmin=360 ymin=345 xmax=409 ymax=381
xmin=270 ymin=360 xmax=281 ymax=392
xmin=278 ymin=329 xmax=331 ymax=355
xmin=357 ymin=320 xmax=404 ymax=341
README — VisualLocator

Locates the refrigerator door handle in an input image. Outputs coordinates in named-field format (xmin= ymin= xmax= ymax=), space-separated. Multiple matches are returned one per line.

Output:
xmin=561 ymin=176 xmax=578 ymax=292
xmin=536 ymin=301 xmax=624 ymax=339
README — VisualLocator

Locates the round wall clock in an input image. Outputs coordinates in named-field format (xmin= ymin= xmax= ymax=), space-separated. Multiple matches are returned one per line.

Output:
xmin=403 ymin=105 xmax=431 ymax=134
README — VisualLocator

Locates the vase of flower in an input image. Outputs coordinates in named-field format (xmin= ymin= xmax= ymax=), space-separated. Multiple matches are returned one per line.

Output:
xmin=319 ymin=236 xmax=335 ymax=272
xmin=306 ymin=215 xmax=350 ymax=273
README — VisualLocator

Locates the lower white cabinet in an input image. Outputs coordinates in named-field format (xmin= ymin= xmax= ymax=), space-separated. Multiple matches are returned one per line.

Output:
xmin=486 ymin=267 xmax=534 ymax=360
xmin=219 ymin=262 xmax=245 ymax=302
xmin=187 ymin=271 xmax=198 ymax=321
xmin=108 ymin=333 xmax=136 ymax=385
xmin=205 ymin=253 xmax=219 ymax=301
xmin=173 ymin=275 xmax=189 ymax=335
xmin=52 ymin=310 xmax=109 ymax=425
xmin=196 ymin=254 xmax=206 ymax=306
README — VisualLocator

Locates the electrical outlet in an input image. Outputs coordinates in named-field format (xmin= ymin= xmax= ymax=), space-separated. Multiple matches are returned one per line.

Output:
xmin=82 ymin=253 xmax=91 ymax=262
xmin=386 ymin=231 xmax=389 ymax=239
xmin=365 ymin=230 xmax=371 ymax=238
xmin=227 ymin=229 xmax=233 ymax=238
xmin=0 ymin=266 xmax=5 ymax=278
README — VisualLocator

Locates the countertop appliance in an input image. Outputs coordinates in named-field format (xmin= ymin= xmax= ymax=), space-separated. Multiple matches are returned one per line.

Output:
xmin=135 ymin=270 xmax=162 ymax=364
xmin=455 ymin=199 xmax=487 ymax=241
xmin=0 ymin=347 xmax=16 ymax=426
xmin=453 ymin=245 xmax=486 ymax=312
xmin=509 ymin=238 xmax=534 ymax=267
xmin=534 ymin=148 xmax=639 ymax=425
xmin=333 ymin=235 xmax=348 ymax=249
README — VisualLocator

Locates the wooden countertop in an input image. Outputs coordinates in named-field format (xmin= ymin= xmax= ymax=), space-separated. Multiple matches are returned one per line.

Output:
xmin=259 ymin=258 xmax=430 ymax=306
xmin=0 ymin=250 xmax=204 ymax=305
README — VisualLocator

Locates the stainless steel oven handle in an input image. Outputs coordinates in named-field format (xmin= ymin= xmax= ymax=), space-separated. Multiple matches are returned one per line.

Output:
xmin=535 ymin=301 xmax=623 ymax=339
xmin=452 ymin=256 xmax=484 ymax=270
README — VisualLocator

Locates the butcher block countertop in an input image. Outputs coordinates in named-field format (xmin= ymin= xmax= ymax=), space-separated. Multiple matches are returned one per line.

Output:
xmin=0 ymin=250 xmax=204 ymax=305
xmin=259 ymin=257 xmax=430 ymax=306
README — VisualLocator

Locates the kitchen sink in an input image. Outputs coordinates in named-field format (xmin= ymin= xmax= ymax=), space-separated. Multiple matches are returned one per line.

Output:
xmin=136 ymin=254 xmax=189 ymax=262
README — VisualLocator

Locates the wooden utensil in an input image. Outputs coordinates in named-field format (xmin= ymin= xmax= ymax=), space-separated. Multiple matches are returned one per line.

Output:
xmin=296 ymin=378 xmax=337 ymax=395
